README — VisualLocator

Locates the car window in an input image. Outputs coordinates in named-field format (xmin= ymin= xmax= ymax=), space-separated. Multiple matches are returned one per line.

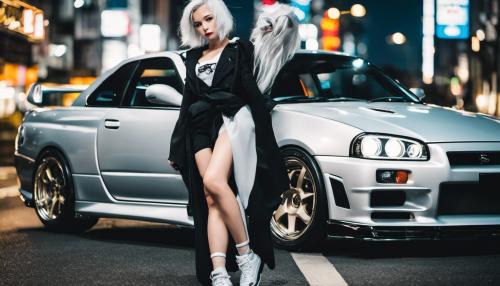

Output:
xmin=321 ymin=68 xmax=397 ymax=101
xmin=38 ymin=90 xmax=83 ymax=107
xmin=269 ymin=71 xmax=305 ymax=98
xmin=270 ymin=55 xmax=419 ymax=103
xmin=87 ymin=62 xmax=138 ymax=107
xmin=122 ymin=57 xmax=183 ymax=108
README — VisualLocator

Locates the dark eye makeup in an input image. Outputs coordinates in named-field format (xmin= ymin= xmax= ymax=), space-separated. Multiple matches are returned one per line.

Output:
xmin=192 ymin=14 xmax=213 ymax=28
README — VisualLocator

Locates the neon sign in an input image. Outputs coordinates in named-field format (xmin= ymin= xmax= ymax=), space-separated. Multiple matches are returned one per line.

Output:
xmin=436 ymin=0 xmax=469 ymax=39
xmin=0 ymin=0 xmax=44 ymax=41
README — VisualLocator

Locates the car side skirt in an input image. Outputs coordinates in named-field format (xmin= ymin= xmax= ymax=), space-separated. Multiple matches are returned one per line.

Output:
xmin=75 ymin=201 xmax=194 ymax=227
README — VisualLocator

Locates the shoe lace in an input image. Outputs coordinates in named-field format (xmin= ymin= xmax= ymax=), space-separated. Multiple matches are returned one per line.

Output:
xmin=237 ymin=255 xmax=254 ymax=281
xmin=210 ymin=271 xmax=232 ymax=286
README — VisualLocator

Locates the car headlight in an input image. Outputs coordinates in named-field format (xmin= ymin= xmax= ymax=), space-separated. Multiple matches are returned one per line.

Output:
xmin=351 ymin=134 xmax=429 ymax=160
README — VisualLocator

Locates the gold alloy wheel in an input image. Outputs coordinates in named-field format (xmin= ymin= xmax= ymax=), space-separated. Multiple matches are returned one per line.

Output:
xmin=271 ymin=157 xmax=316 ymax=241
xmin=34 ymin=156 xmax=67 ymax=221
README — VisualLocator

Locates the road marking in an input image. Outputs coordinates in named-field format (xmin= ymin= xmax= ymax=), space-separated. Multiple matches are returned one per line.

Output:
xmin=291 ymin=252 xmax=348 ymax=286
xmin=0 ymin=185 xmax=19 ymax=199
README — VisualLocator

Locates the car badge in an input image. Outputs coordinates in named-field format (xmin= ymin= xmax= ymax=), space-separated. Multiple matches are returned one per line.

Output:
xmin=479 ymin=154 xmax=490 ymax=164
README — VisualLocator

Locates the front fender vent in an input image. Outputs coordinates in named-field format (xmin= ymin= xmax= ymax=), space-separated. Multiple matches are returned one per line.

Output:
xmin=329 ymin=176 xmax=350 ymax=209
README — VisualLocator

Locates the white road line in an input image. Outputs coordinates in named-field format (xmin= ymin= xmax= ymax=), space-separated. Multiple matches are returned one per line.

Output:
xmin=0 ymin=185 xmax=20 ymax=199
xmin=291 ymin=252 xmax=348 ymax=286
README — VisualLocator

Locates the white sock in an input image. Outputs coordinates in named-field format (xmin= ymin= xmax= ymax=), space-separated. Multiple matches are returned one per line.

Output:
xmin=236 ymin=239 xmax=251 ymax=256
xmin=213 ymin=266 xmax=227 ymax=273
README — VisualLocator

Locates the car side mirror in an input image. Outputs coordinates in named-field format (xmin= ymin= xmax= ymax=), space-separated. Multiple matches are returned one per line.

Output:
xmin=27 ymin=83 xmax=43 ymax=106
xmin=410 ymin=88 xmax=426 ymax=101
xmin=145 ymin=84 xmax=182 ymax=106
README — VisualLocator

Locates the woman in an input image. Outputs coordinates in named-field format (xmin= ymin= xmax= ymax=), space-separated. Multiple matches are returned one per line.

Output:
xmin=168 ymin=1 xmax=299 ymax=285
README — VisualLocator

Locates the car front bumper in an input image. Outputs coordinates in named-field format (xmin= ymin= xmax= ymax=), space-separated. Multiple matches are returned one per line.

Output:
xmin=316 ymin=142 xmax=500 ymax=231
xmin=326 ymin=219 xmax=500 ymax=240
xmin=14 ymin=151 xmax=35 ymax=207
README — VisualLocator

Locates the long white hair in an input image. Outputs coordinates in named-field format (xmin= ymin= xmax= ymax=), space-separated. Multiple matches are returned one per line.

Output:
xmin=250 ymin=4 xmax=300 ymax=94
xmin=179 ymin=0 xmax=234 ymax=48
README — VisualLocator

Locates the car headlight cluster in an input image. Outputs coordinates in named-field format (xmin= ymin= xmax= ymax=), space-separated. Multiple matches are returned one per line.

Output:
xmin=351 ymin=134 xmax=428 ymax=160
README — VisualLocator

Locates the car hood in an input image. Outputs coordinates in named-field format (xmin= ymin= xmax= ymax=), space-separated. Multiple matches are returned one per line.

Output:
xmin=278 ymin=102 xmax=500 ymax=143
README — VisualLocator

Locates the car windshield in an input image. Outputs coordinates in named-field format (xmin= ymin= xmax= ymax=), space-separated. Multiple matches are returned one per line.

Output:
xmin=270 ymin=54 xmax=420 ymax=104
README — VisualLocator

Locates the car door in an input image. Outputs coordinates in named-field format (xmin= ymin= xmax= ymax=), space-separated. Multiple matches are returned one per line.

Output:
xmin=96 ymin=56 xmax=188 ymax=204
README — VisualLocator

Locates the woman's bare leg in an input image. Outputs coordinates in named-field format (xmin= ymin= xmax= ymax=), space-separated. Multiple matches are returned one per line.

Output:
xmin=203 ymin=130 xmax=250 ymax=254
xmin=194 ymin=147 xmax=228 ymax=270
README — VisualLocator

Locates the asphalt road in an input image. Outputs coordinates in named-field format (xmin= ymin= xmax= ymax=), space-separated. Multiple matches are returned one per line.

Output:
xmin=0 ymin=196 xmax=306 ymax=286
xmin=1 ymin=191 xmax=500 ymax=285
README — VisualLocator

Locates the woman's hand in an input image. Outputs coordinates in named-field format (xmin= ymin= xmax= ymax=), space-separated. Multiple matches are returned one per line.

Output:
xmin=168 ymin=160 xmax=180 ymax=171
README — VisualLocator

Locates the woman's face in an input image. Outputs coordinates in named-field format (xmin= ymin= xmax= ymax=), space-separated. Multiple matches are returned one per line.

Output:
xmin=192 ymin=4 xmax=218 ymax=41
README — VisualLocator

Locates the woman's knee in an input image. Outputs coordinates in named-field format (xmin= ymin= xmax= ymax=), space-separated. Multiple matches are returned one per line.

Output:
xmin=203 ymin=173 xmax=227 ymax=198
xmin=204 ymin=187 xmax=216 ymax=208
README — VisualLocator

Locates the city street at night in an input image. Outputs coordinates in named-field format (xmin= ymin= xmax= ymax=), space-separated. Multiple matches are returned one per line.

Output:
xmin=2 ymin=0 xmax=500 ymax=285
xmin=2 ymin=186 xmax=500 ymax=285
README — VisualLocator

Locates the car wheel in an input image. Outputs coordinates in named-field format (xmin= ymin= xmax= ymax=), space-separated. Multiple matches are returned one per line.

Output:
xmin=33 ymin=148 xmax=98 ymax=233
xmin=270 ymin=146 xmax=327 ymax=251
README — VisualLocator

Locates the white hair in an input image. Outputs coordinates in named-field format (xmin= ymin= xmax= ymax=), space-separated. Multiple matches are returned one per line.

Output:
xmin=250 ymin=4 xmax=300 ymax=95
xmin=179 ymin=0 xmax=234 ymax=48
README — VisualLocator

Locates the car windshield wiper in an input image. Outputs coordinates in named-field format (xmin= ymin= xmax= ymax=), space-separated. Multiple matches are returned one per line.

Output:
xmin=327 ymin=97 xmax=366 ymax=102
xmin=368 ymin=97 xmax=407 ymax=103
xmin=274 ymin=97 xmax=328 ymax=103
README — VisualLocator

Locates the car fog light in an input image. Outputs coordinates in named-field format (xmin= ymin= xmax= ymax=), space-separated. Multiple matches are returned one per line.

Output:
xmin=378 ymin=171 xmax=394 ymax=183
xmin=385 ymin=139 xmax=405 ymax=158
xmin=376 ymin=170 xmax=410 ymax=184
xmin=361 ymin=136 xmax=382 ymax=157
xmin=407 ymin=144 xmax=423 ymax=158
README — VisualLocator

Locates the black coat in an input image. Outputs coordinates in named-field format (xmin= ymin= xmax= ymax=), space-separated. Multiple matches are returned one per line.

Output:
xmin=168 ymin=39 xmax=290 ymax=285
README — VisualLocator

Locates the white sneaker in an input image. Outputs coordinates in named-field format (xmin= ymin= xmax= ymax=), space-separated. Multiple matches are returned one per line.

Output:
xmin=209 ymin=267 xmax=233 ymax=286
xmin=236 ymin=250 xmax=263 ymax=286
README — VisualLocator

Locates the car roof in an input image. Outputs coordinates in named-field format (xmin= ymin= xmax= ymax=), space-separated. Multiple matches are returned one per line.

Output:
xmin=130 ymin=48 xmax=357 ymax=61
xmin=72 ymin=49 xmax=361 ymax=107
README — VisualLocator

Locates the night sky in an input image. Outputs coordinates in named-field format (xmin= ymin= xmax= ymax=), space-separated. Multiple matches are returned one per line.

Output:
xmin=327 ymin=0 xmax=423 ymax=85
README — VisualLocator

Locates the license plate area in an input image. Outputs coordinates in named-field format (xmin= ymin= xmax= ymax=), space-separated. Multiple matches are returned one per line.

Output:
xmin=479 ymin=173 xmax=500 ymax=191
xmin=438 ymin=175 xmax=500 ymax=215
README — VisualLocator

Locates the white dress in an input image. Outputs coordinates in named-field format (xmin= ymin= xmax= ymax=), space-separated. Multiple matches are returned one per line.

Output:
xmin=196 ymin=44 xmax=257 ymax=235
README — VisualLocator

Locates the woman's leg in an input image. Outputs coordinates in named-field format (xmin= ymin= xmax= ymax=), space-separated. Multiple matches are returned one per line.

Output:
xmin=203 ymin=130 xmax=250 ymax=255
xmin=194 ymin=147 xmax=228 ymax=270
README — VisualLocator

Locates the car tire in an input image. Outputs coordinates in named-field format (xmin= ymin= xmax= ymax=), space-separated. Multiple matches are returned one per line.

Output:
xmin=33 ymin=148 xmax=98 ymax=233
xmin=270 ymin=146 xmax=328 ymax=251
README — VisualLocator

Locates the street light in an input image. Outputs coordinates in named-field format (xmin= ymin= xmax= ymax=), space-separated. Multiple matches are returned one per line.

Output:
xmin=476 ymin=29 xmax=485 ymax=41
xmin=389 ymin=32 xmax=407 ymax=45
xmin=321 ymin=4 xmax=366 ymax=51
xmin=327 ymin=4 xmax=366 ymax=19
xmin=74 ymin=0 xmax=84 ymax=9
xmin=350 ymin=4 xmax=366 ymax=17
xmin=327 ymin=7 xmax=340 ymax=19
xmin=471 ymin=36 xmax=480 ymax=52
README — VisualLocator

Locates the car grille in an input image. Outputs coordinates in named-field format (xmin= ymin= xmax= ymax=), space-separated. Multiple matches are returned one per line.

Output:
xmin=438 ymin=178 xmax=500 ymax=215
xmin=447 ymin=151 xmax=500 ymax=166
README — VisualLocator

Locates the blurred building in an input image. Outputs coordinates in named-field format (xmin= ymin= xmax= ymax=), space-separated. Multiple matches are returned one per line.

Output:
xmin=470 ymin=0 xmax=499 ymax=115
xmin=1 ymin=0 xmax=45 ymax=114
xmin=36 ymin=0 xmax=255 ymax=79
xmin=432 ymin=0 xmax=499 ymax=115
xmin=0 ymin=0 xmax=46 ymax=165
xmin=42 ymin=0 xmax=177 ymax=79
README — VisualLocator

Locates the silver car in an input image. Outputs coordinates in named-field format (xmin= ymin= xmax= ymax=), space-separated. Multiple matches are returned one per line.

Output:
xmin=14 ymin=50 xmax=500 ymax=250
